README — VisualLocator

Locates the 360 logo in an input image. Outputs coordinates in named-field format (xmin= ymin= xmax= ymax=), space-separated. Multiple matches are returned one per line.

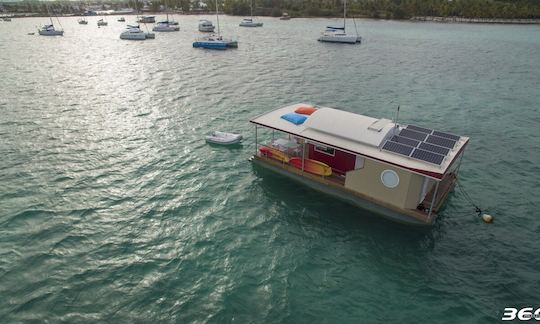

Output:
xmin=502 ymin=308 xmax=540 ymax=321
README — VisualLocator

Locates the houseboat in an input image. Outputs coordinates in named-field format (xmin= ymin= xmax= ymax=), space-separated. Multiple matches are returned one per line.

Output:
xmin=250 ymin=103 xmax=469 ymax=226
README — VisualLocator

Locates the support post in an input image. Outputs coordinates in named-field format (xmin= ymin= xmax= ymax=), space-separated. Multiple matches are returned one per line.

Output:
xmin=454 ymin=151 xmax=465 ymax=178
xmin=428 ymin=181 xmax=440 ymax=219
xmin=254 ymin=125 xmax=258 ymax=155
xmin=301 ymin=140 xmax=305 ymax=173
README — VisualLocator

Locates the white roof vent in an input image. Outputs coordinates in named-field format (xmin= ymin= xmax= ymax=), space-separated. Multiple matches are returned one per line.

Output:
xmin=368 ymin=118 xmax=392 ymax=132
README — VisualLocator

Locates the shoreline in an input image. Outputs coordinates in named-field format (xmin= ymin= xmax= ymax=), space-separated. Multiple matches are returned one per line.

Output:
xmin=409 ymin=16 xmax=540 ymax=25
xmin=3 ymin=12 xmax=540 ymax=25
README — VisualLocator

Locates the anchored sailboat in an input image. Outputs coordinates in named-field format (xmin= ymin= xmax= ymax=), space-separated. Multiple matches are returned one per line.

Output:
xmin=39 ymin=5 xmax=63 ymax=36
xmin=318 ymin=0 xmax=361 ymax=44
xmin=153 ymin=13 xmax=180 ymax=32
xmin=193 ymin=0 xmax=237 ymax=49
xmin=239 ymin=0 xmax=263 ymax=27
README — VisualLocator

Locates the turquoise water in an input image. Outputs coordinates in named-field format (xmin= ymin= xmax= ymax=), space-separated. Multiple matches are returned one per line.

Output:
xmin=1 ymin=16 xmax=539 ymax=322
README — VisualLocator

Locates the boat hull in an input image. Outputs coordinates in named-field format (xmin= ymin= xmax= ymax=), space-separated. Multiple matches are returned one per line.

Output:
xmin=152 ymin=26 xmax=180 ymax=32
xmin=38 ymin=30 xmax=64 ymax=36
xmin=226 ymin=40 xmax=238 ymax=48
xmin=138 ymin=17 xmax=156 ymax=23
xmin=199 ymin=26 xmax=215 ymax=32
xmin=318 ymin=35 xmax=359 ymax=44
xmin=120 ymin=32 xmax=146 ymax=40
xmin=193 ymin=41 xmax=227 ymax=49
xmin=239 ymin=22 xmax=263 ymax=27
xmin=206 ymin=138 xmax=242 ymax=145
xmin=252 ymin=157 xmax=432 ymax=226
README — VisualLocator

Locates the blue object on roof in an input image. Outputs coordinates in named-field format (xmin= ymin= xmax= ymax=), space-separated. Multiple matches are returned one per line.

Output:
xmin=281 ymin=112 xmax=307 ymax=125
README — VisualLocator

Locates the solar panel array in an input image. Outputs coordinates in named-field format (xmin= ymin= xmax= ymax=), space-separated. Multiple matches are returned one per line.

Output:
xmin=381 ymin=125 xmax=460 ymax=166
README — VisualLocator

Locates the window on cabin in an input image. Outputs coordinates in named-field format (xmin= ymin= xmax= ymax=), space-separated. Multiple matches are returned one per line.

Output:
xmin=314 ymin=145 xmax=335 ymax=156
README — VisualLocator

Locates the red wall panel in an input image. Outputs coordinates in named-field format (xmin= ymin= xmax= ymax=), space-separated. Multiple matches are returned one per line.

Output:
xmin=308 ymin=144 xmax=356 ymax=173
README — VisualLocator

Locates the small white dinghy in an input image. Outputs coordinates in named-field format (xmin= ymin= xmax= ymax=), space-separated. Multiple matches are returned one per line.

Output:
xmin=206 ymin=131 xmax=243 ymax=145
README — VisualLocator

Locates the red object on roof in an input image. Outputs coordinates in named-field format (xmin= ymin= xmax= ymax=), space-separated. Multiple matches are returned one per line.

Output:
xmin=294 ymin=105 xmax=317 ymax=115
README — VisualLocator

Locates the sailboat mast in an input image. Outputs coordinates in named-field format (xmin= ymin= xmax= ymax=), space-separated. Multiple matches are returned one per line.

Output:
xmin=343 ymin=0 xmax=346 ymax=31
xmin=216 ymin=0 xmax=220 ymax=36
xmin=46 ymin=3 xmax=53 ymax=26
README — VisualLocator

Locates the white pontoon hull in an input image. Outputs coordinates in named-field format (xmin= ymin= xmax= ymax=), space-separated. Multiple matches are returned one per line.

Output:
xmin=318 ymin=35 xmax=359 ymax=44
xmin=39 ymin=30 xmax=64 ymax=36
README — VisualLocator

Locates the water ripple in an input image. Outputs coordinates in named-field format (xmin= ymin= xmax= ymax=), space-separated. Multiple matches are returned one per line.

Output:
xmin=0 ymin=16 xmax=539 ymax=322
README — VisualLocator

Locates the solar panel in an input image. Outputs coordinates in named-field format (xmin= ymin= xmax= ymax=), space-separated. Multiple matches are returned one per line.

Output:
xmin=399 ymin=129 xmax=428 ymax=141
xmin=382 ymin=125 xmax=461 ymax=165
xmin=432 ymin=130 xmax=460 ymax=141
xmin=425 ymin=134 xmax=456 ymax=149
xmin=406 ymin=125 xmax=433 ymax=134
xmin=419 ymin=142 xmax=450 ymax=155
xmin=382 ymin=141 xmax=414 ymax=157
xmin=390 ymin=135 xmax=420 ymax=148
xmin=411 ymin=148 xmax=445 ymax=165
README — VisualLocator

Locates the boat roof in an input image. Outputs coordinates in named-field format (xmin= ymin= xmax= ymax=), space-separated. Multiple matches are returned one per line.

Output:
xmin=250 ymin=103 xmax=469 ymax=180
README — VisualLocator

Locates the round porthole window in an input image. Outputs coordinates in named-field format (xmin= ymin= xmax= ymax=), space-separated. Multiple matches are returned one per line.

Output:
xmin=381 ymin=170 xmax=399 ymax=188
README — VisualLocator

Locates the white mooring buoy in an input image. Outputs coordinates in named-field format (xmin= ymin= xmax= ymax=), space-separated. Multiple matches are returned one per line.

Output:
xmin=482 ymin=214 xmax=494 ymax=223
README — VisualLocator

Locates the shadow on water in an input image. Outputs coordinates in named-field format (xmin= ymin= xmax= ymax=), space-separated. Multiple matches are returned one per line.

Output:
xmin=250 ymin=162 xmax=437 ymax=250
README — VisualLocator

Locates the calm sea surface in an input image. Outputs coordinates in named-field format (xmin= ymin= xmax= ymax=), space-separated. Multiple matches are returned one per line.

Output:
xmin=0 ymin=15 xmax=539 ymax=322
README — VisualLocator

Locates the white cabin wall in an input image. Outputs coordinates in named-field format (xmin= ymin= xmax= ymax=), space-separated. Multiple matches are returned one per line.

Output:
xmin=344 ymin=159 xmax=424 ymax=209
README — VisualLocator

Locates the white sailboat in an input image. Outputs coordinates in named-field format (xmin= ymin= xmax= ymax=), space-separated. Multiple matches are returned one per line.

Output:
xmin=318 ymin=0 xmax=361 ymax=44
xmin=153 ymin=13 xmax=179 ymax=32
xmin=38 ymin=7 xmax=64 ymax=36
xmin=239 ymin=0 xmax=263 ymax=27
xmin=193 ymin=0 xmax=237 ymax=49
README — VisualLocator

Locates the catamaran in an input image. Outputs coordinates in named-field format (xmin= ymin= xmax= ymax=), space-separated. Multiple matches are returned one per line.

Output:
xmin=193 ymin=0 xmax=237 ymax=49
xmin=120 ymin=25 xmax=153 ymax=40
xmin=239 ymin=0 xmax=263 ymax=27
xmin=318 ymin=0 xmax=361 ymax=43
